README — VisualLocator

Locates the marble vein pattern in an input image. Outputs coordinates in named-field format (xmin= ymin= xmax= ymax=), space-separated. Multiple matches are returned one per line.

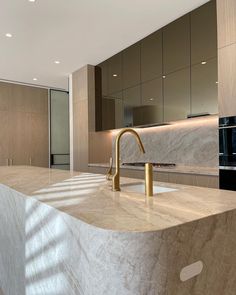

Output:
xmin=1 ymin=166 xmax=236 ymax=294
xmin=112 ymin=115 xmax=219 ymax=168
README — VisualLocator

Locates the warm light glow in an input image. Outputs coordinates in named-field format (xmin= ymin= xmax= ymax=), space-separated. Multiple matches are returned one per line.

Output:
xmin=54 ymin=60 xmax=60 ymax=64
xmin=28 ymin=0 xmax=36 ymax=2
xmin=149 ymin=98 xmax=154 ymax=101
xmin=33 ymin=78 xmax=38 ymax=81
xmin=162 ymin=75 xmax=166 ymax=79
xmin=5 ymin=33 xmax=12 ymax=38
xmin=113 ymin=74 xmax=118 ymax=77
xmin=216 ymin=81 xmax=219 ymax=84
xmin=201 ymin=61 xmax=207 ymax=65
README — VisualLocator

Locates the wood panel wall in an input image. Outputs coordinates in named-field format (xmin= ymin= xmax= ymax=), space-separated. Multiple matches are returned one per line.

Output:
xmin=217 ymin=0 xmax=236 ymax=117
xmin=0 ymin=82 xmax=49 ymax=167
xmin=72 ymin=65 xmax=112 ymax=172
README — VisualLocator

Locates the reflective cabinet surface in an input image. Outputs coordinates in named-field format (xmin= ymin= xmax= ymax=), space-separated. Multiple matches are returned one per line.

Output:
xmin=96 ymin=1 xmax=217 ymax=131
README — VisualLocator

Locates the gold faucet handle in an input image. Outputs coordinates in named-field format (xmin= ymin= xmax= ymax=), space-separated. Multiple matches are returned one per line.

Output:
xmin=106 ymin=157 xmax=113 ymax=180
xmin=145 ymin=163 xmax=153 ymax=197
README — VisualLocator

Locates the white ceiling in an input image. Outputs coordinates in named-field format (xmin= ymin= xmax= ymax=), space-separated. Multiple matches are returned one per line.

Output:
xmin=0 ymin=0 xmax=209 ymax=90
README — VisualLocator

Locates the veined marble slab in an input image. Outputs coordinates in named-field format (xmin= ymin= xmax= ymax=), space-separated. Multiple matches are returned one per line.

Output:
xmin=112 ymin=115 xmax=219 ymax=168
xmin=0 ymin=166 xmax=234 ymax=232
xmin=0 ymin=166 xmax=236 ymax=295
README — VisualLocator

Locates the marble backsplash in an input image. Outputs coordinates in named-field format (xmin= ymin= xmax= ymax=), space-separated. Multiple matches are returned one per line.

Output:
xmin=112 ymin=115 xmax=219 ymax=168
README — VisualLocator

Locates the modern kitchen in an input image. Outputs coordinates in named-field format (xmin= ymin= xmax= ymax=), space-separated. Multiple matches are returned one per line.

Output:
xmin=0 ymin=0 xmax=236 ymax=294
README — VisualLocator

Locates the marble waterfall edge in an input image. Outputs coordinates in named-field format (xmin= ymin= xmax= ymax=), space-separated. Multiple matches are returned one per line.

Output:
xmin=1 ymin=182 xmax=236 ymax=295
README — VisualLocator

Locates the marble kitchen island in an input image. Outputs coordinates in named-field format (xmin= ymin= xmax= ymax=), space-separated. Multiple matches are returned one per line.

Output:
xmin=0 ymin=166 xmax=236 ymax=295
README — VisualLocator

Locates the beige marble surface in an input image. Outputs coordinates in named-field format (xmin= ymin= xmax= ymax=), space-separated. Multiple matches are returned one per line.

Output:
xmin=111 ymin=115 xmax=219 ymax=168
xmin=1 ymin=166 xmax=236 ymax=294
xmin=0 ymin=166 xmax=234 ymax=232
xmin=88 ymin=162 xmax=219 ymax=176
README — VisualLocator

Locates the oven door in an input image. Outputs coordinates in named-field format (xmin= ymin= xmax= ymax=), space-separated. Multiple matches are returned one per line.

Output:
xmin=219 ymin=126 xmax=236 ymax=167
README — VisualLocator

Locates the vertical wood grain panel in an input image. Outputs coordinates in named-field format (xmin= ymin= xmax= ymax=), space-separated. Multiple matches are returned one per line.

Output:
xmin=0 ymin=111 xmax=10 ymax=165
xmin=0 ymin=82 xmax=48 ymax=167
xmin=217 ymin=0 xmax=236 ymax=48
xmin=218 ymin=43 xmax=236 ymax=117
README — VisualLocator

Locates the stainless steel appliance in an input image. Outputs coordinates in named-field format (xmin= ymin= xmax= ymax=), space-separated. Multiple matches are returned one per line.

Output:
xmin=219 ymin=116 xmax=236 ymax=190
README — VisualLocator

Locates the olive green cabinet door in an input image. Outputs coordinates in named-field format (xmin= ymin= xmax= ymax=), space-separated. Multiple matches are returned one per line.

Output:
xmin=141 ymin=31 xmax=162 ymax=82
xmin=141 ymin=77 xmax=163 ymax=124
xmin=123 ymin=43 xmax=141 ymax=89
xmin=108 ymin=53 xmax=122 ymax=94
xmin=123 ymin=85 xmax=141 ymax=127
xmin=164 ymin=68 xmax=190 ymax=121
xmin=191 ymin=1 xmax=217 ymax=65
xmin=163 ymin=15 xmax=190 ymax=74
xmin=191 ymin=58 xmax=218 ymax=115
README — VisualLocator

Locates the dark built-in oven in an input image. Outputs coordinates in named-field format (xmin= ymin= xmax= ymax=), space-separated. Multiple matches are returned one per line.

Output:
xmin=219 ymin=116 xmax=236 ymax=190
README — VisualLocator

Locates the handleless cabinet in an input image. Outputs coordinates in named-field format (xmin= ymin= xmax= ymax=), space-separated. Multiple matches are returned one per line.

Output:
xmin=141 ymin=31 xmax=162 ymax=82
xmin=108 ymin=53 xmax=122 ymax=94
xmin=123 ymin=85 xmax=141 ymax=127
xmin=163 ymin=15 xmax=190 ymax=74
xmin=141 ymin=77 xmax=163 ymax=124
xmin=191 ymin=57 xmax=218 ymax=115
xmin=191 ymin=1 xmax=217 ymax=65
xmin=164 ymin=68 xmax=190 ymax=121
xmin=123 ymin=43 xmax=141 ymax=89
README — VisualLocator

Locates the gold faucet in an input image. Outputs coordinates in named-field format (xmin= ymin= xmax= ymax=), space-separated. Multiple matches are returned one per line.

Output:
xmin=112 ymin=128 xmax=145 ymax=191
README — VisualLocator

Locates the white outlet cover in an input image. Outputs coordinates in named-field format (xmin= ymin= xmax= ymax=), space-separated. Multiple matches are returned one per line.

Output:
xmin=180 ymin=261 xmax=204 ymax=282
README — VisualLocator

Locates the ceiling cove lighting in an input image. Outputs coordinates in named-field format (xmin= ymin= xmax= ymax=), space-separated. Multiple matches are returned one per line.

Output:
xmin=5 ymin=33 xmax=12 ymax=38
xmin=201 ymin=61 xmax=207 ymax=65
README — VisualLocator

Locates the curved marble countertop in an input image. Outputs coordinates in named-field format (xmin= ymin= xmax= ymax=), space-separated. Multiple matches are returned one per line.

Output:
xmin=88 ymin=162 xmax=219 ymax=176
xmin=0 ymin=166 xmax=234 ymax=232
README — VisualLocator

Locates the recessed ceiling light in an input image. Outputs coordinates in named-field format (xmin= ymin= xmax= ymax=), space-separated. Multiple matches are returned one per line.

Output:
xmin=29 ymin=0 xmax=36 ymax=2
xmin=5 ymin=33 xmax=12 ymax=38
xmin=33 ymin=78 xmax=38 ymax=81
xmin=113 ymin=74 xmax=118 ymax=77
xmin=162 ymin=75 xmax=166 ymax=79
xmin=149 ymin=98 xmax=154 ymax=101
xmin=216 ymin=81 xmax=219 ymax=84
xmin=201 ymin=61 xmax=207 ymax=65
xmin=54 ymin=60 xmax=60 ymax=64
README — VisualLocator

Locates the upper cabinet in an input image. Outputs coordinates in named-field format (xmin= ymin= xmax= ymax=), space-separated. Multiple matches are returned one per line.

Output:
xmin=141 ymin=31 xmax=162 ymax=82
xmin=191 ymin=58 xmax=218 ymax=115
xmin=123 ymin=43 xmax=141 ymax=89
xmin=163 ymin=15 xmax=190 ymax=74
xmin=96 ymin=1 xmax=218 ymax=131
xmin=164 ymin=68 xmax=191 ymax=121
xmin=191 ymin=1 xmax=217 ymax=64
xmin=108 ymin=53 xmax=123 ymax=94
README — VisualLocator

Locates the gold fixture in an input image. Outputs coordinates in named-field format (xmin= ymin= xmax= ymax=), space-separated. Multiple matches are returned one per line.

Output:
xmin=106 ymin=157 xmax=113 ymax=180
xmin=112 ymin=128 xmax=145 ymax=191
xmin=145 ymin=163 xmax=153 ymax=197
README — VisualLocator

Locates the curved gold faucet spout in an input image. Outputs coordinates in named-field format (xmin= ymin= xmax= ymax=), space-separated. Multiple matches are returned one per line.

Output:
xmin=112 ymin=128 xmax=145 ymax=191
